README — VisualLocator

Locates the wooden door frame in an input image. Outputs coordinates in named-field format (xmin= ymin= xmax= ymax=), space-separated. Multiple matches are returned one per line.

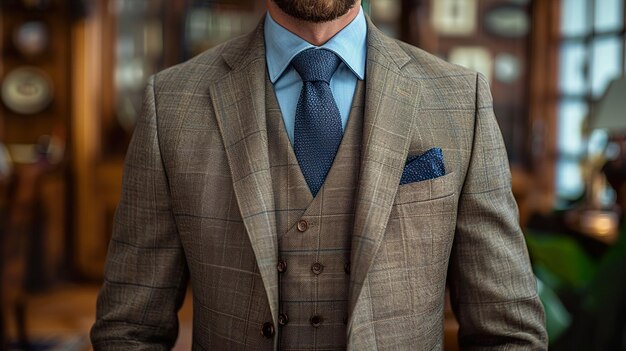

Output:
xmin=527 ymin=0 xmax=561 ymax=214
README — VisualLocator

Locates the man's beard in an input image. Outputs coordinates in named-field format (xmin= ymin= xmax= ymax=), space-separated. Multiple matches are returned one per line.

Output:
xmin=272 ymin=0 xmax=357 ymax=23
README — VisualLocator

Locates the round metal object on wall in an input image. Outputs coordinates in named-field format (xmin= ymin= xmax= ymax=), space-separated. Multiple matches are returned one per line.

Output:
xmin=494 ymin=53 xmax=521 ymax=84
xmin=1 ymin=67 xmax=54 ymax=115
xmin=13 ymin=21 xmax=49 ymax=57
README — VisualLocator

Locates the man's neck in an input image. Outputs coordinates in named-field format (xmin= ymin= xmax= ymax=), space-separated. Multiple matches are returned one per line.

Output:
xmin=266 ymin=1 xmax=361 ymax=46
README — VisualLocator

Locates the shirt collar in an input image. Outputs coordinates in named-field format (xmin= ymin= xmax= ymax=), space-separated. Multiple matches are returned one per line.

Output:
xmin=264 ymin=6 xmax=367 ymax=83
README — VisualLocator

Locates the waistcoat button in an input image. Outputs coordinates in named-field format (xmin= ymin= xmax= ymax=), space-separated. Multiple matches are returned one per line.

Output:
xmin=261 ymin=322 xmax=275 ymax=338
xmin=310 ymin=315 xmax=323 ymax=327
xmin=311 ymin=262 xmax=324 ymax=275
xmin=277 ymin=259 xmax=287 ymax=273
xmin=296 ymin=219 xmax=309 ymax=232
xmin=344 ymin=262 xmax=350 ymax=275
xmin=278 ymin=313 xmax=289 ymax=326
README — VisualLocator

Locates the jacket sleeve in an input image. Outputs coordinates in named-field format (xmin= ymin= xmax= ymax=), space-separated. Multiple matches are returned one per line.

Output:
xmin=90 ymin=76 xmax=189 ymax=350
xmin=447 ymin=73 xmax=548 ymax=350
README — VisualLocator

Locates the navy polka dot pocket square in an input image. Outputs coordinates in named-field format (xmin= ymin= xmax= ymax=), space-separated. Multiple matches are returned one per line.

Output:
xmin=399 ymin=147 xmax=445 ymax=185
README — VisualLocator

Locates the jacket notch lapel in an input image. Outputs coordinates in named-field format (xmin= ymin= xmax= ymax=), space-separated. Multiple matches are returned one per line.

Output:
xmin=209 ymin=23 xmax=280 ymax=326
xmin=348 ymin=22 xmax=422 ymax=327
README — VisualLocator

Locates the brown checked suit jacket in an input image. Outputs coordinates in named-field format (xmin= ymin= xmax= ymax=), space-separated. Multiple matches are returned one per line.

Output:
xmin=91 ymin=16 xmax=548 ymax=350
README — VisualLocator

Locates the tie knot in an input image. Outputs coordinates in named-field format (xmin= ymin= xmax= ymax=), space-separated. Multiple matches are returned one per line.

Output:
xmin=291 ymin=49 xmax=342 ymax=83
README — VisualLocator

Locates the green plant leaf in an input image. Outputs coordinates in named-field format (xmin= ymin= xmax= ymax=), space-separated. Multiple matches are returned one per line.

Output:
xmin=525 ymin=231 xmax=597 ymax=290
xmin=537 ymin=277 xmax=571 ymax=343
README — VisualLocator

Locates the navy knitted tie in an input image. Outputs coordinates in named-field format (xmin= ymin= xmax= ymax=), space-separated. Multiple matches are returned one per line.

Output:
xmin=291 ymin=49 xmax=343 ymax=197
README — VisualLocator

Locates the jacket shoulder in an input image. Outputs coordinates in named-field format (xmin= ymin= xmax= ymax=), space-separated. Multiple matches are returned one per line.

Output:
xmin=395 ymin=40 xmax=476 ymax=80
xmin=151 ymin=32 xmax=252 ymax=90
xmin=394 ymin=40 xmax=482 ymax=110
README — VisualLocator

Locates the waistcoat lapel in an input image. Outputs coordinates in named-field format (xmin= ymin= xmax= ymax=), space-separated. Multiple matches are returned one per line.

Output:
xmin=266 ymin=78 xmax=366 ymax=236
xmin=209 ymin=20 xmax=280 ymax=330
xmin=347 ymin=19 xmax=423 ymax=325
xmin=265 ymin=78 xmax=313 ymax=235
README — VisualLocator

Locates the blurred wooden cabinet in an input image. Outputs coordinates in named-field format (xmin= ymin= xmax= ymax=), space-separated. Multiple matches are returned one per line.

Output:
xmin=72 ymin=0 xmax=173 ymax=277
xmin=0 ymin=0 xmax=73 ymax=284
xmin=0 ymin=0 xmax=71 ymax=144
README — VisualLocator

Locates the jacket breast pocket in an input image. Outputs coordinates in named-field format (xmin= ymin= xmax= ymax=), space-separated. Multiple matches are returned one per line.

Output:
xmin=393 ymin=171 xmax=456 ymax=206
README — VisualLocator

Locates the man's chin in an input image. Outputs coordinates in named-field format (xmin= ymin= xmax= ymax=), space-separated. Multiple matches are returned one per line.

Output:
xmin=271 ymin=0 xmax=357 ymax=23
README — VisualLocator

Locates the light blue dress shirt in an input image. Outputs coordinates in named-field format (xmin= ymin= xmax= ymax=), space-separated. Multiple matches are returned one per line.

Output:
xmin=264 ymin=7 xmax=367 ymax=145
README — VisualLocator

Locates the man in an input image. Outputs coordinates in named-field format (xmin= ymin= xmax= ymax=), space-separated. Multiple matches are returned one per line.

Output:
xmin=91 ymin=0 xmax=547 ymax=349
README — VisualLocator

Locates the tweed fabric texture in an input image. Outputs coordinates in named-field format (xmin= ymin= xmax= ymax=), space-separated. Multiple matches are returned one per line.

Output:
xmin=292 ymin=49 xmax=344 ymax=196
xmin=267 ymin=77 xmax=365 ymax=350
xmin=400 ymin=147 xmax=445 ymax=185
xmin=91 ymin=15 xmax=547 ymax=351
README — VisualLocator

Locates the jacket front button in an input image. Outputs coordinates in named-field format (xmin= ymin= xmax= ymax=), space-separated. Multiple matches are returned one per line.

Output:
xmin=344 ymin=262 xmax=350 ymax=275
xmin=310 ymin=315 xmax=323 ymax=328
xmin=297 ymin=219 xmax=308 ymax=232
xmin=261 ymin=322 xmax=275 ymax=338
xmin=311 ymin=262 xmax=324 ymax=275
xmin=277 ymin=259 xmax=287 ymax=273
xmin=278 ymin=313 xmax=289 ymax=326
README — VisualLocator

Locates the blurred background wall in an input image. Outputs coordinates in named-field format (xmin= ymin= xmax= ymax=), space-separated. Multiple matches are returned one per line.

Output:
xmin=1 ymin=0 xmax=625 ymax=350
